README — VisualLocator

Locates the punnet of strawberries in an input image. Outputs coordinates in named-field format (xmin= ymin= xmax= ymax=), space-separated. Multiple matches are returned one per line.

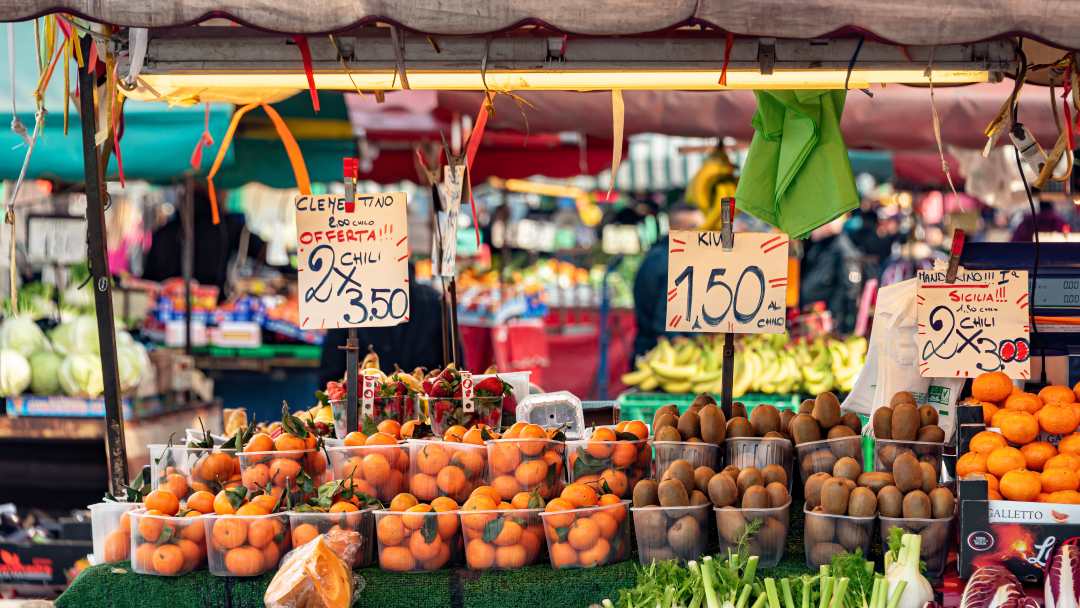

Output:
xmin=423 ymin=365 xmax=512 ymax=432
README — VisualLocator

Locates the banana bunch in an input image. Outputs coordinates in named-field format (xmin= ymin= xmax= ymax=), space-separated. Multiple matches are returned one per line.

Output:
xmin=621 ymin=333 xmax=868 ymax=396
xmin=685 ymin=148 xmax=738 ymax=231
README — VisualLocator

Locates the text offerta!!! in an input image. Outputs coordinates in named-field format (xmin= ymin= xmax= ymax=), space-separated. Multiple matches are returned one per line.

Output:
xmin=665 ymin=231 xmax=789 ymax=334
xmin=294 ymin=192 xmax=410 ymax=329
xmin=916 ymin=264 xmax=1031 ymax=379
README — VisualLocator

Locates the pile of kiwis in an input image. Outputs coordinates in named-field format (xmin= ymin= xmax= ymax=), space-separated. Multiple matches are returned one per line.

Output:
xmin=651 ymin=395 xmax=728 ymax=444
xmin=724 ymin=403 xmax=792 ymax=441
xmin=871 ymin=393 xmax=947 ymax=471
xmin=787 ymin=393 xmax=864 ymax=479
xmin=631 ymin=459 xmax=712 ymax=562
xmin=709 ymin=465 xmax=791 ymax=560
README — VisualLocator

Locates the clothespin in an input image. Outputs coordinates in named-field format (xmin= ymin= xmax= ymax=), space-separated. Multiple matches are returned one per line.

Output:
xmin=720 ymin=197 xmax=735 ymax=251
xmin=945 ymin=228 xmax=965 ymax=283
xmin=343 ymin=157 xmax=358 ymax=211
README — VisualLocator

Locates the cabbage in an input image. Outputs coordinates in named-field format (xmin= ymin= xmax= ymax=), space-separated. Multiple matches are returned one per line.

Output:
xmin=0 ymin=317 xmax=48 ymax=357
xmin=58 ymin=353 xmax=105 ymax=398
xmin=28 ymin=351 xmax=63 ymax=395
xmin=117 ymin=343 xmax=149 ymax=393
xmin=0 ymin=350 xmax=32 ymax=396
xmin=1047 ymin=544 xmax=1080 ymax=608
xmin=50 ymin=316 xmax=99 ymax=355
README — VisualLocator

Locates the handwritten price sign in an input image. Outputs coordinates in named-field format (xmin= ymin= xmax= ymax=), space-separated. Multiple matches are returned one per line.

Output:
xmin=916 ymin=263 xmax=1031 ymax=379
xmin=666 ymin=231 xmax=789 ymax=333
xmin=295 ymin=192 xmax=410 ymax=329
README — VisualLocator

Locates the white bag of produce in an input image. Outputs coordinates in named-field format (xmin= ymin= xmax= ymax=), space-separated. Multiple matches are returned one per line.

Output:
xmin=842 ymin=278 xmax=962 ymax=440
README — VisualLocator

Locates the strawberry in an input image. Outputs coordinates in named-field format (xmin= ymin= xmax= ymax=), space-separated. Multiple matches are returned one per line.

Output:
xmin=474 ymin=377 xmax=505 ymax=396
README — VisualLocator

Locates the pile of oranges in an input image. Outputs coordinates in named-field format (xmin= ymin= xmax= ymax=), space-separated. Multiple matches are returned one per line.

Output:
xmin=567 ymin=421 xmax=650 ymax=499
xmin=540 ymin=481 xmax=629 ymax=569
xmin=155 ymin=448 xmax=240 ymax=503
xmin=487 ymin=422 xmax=567 ymax=502
xmin=375 ymin=493 xmax=460 ymax=572
xmin=958 ymin=371 xmax=1080 ymax=503
xmin=459 ymin=486 xmax=547 ymax=570
xmin=327 ymin=425 xmax=409 ymax=502
xmin=238 ymin=428 xmax=328 ymax=499
xmin=130 ymin=488 xmax=211 ymax=576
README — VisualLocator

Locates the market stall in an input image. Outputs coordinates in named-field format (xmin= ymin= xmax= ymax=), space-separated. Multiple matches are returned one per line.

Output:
xmin=0 ymin=1 xmax=1079 ymax=607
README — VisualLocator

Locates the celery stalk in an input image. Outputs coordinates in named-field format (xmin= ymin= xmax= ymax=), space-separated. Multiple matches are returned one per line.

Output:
xmin=699 ymin=557 xmax=721 ymax=608
xmin=765 ymin=579 xmax=781 ymax=608
xmin=829 ymin=578 xmax=849 ymax=608
xmin=736 ymin=583 xmax=754 ymax=608
xmin=742 ymin=555 xmax=760 ymax=586
xmin=801 ymin=577 xmax=810 ymax=608
xmin=885 ymin=581 xmax=907 ymax=608
xmin=781 ymin=578 xmax=796 ymax=608
xmin=818 ymin=577 xmax=833 ymax=608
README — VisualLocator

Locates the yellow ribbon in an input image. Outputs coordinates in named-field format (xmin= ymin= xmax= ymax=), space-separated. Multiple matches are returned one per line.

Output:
xmin=609 ymin=89 xmax=624 ymax=196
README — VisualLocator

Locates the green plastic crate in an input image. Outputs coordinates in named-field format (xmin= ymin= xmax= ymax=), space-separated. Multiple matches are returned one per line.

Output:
xmin=615 ymin=391 xmax=802 ymax=424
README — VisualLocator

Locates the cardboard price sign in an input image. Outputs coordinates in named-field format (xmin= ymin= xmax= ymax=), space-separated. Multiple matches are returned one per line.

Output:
xmin=665 ymin=231 xmax=789 ymax=334
xmin=294 ymin=192 xmax=410 ymax=329
xmin=916 ymin=263 xmax=1031 ymax=379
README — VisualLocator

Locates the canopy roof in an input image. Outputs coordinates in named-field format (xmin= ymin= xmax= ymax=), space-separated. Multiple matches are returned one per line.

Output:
xmin=3 ymin=1 xmax=1080 ymax=50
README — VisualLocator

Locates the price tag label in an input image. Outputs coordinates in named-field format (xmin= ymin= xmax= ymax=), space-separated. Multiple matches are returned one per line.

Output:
xmin=461 ymin=371 xmax=475 ymax=413
xmin=361 ymin=371 xmax=378 ymax=417
xmin=26 ymin=215 xmax=87 ymax=264
xmin=916 ymin=263 xmax=1031 ymax=379
xmin=294 ymin=192 xmax=410 ymax=329
xmin=665 ymin=231 xmax=789 ymax=333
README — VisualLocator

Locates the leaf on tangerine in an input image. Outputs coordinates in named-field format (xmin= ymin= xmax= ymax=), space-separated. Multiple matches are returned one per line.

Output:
xmin=482 ymin=517 xmax=505 ymax=544
xmin=421 ymin=514 xmax=439 ymax=544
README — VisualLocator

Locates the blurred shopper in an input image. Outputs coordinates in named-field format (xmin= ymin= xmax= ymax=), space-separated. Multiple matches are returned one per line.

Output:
xmin=1011 ymin=198 xmax=1068 ymax=242
xmin=799 ymin=217 xmax=862 ymax=334
xmin=632 ymin=203 xmax=705 ymax=360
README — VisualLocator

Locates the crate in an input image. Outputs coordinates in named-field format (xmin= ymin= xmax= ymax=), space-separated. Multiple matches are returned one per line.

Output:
xmin=614 ymin=391 xmax=801 ymax=424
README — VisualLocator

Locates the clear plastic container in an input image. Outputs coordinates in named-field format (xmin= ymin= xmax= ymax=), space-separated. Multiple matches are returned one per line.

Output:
xmin=632 ymin=504 xmax=711 ymax=564
xmin=89 ymin=501 xmax=138 ymax=565
xmin=878 ymin=514 xmax=953 ymax=579
xmin=516 ymin=392 xmax=585 ymax=439
xmin=539 ymin=500 xmax=631 ymax=569
xmin=566 ymin=437 xmax=650 ymax=499
xmin=326 ymin=443 xmax=410 ymax=503
xmin=795 ymin=436 xmax=863 ymax=482
xmin=422 ymin=396 xmax=504 ymax=435
xmin=715 ymin=501 xmax=791 ymax=568
xmin=486 ymin=438 xmax=566 ymax=501
xmin=459 ymin=508 xmax=545 ymax=570
xmin=725 ymin=437 xmax=793 ymax=490
xmin=129 ymin=509 xmax=207 ymax=576
xmin=653 ymin=441 xmax=720 ymax=478
xmin=149 ymin=445 xmax=240 ymax=500
xmin=329 ymin=395 xmax=417 ymax=438
xmin=408 ymin=440 xmax=488 ymax=504
xmin=803 ymin=505 xmax=875 ymax=569
xmin=374 ymin=508 xmax=462 ymax=572
xmin=205 ymin=513 xmax=290 ymax=577
xmin=874 ymin=438 xmax=945 ymax=478
xmin=288 ymin=508 xmax=376 ymax=568
xmin=238 ymin=449 xmax=330 ymax=497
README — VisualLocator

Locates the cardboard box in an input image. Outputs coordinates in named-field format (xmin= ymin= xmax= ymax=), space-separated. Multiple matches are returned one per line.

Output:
xmin=0 ymin=539 xmax=91 ymax=586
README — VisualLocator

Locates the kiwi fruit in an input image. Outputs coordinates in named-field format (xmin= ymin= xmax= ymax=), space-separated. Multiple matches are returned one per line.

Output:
xmin=891 ymin=403 xmax=920 ymax=441
xmin=833 ymin=457 xmax=862 ymax=482
xmin=693 ymin=393 xmax=717 ymax=408
xmin=721 ymin=464 xmax=741 ymax=478
xmin=892 ymin=452 xmax=923 ymax=493
xmin=841 ymin=412 xmax=863 ymax=434
xmin=872 ymin=407 xmax=893 ymax=440
xmin=633 ymin=479 xmax=660 ymax=507
xmin=837 ymin=519 xmax=870 ymax=551
xmin=655 ymin=425 xmax=682 ymax=442
xmin=658 ymin=478 xmax=690 ymax=507
xmin=663 ymin=460 xmax=695 ymax=494
xmin=916 ymin=425 xmax=945 ymax=443
xmin=813 ymin=393 xmax=842 ymax=429
xmin=634 ymin=508 xmax=667 ymax=546
xmin=726 ymin=417 xmax=754 ymax=438
xmin=764 ymin=431 xmax=788 ymax=440
xmin=902 ymin=490 xmax=932 ymax=518
xmin=736 ymin=468 xmax=764 ymax=495
xmin=780 ymin=410 xmax=796 ymax=435
xmin=653 ymin=409 xmax=678 ymax=432
xmin=876 ymin=444 xmax=904 ymax=470
xmin=699 ymin=405 xmax=727 ymax=444
xmin=829 ymin=436 xmax=862 ymax=460
xmin=761 ymin=464 xmax=788 ymax=487
xmin=804 ymin=449 xmax=838 ymax=476
xmin=644 ymin=545 xmax=677 ymax=562
xmin=847 ymin=487 xmax=878 ymax=517
xmin=686 ymin=437 xmax=703 ymax=443
xmin=731 ymin=402 xmax=748 ymax=419
xmin=828 ymin=425 xmax=856 ymax=440
xmin=799 ymin=399 xmax=815 ymax=414
xmin=919 ymin=462 xmax=938 ymax=493
xmin=804 ymin=513 xmax=835 ymax=543
xmin=804 ymin=472 xmax=831 ymax=509
xmin=758 ymin=517 xmax=787 ymax=554
xmin=810 ymin=543 xmax=845 ymax=566
xmin=690 ymin=489 xmax=711 ymax=506
xmin=750 ymin=405 xmax=782 ymax=436
xmin=716 ymin=507 xmax=747 ymax=543
xmin=668 ymin=514 xmax=702 ymax=558
xmin=742 ymin=486 xmax=770 ymax=508
xmin=708 ymin=473 xmax=739 ymax=507
xmin=929 ymin=487 xmax=956 ymax=519
xmin=677 ymin=411 xmax=702 ymax=441
xmin=766 ymin=481 xmax=790 ymax=507
xmin=877 ymin=486 xmax=903 ymax=517
xmin=789 ymin=414 xmax=822 ymax=444
xmin=856 ymin=472 xmax=894 ymax=493
xmin=918 ymin=405 xmax=939 ymax=427
xmin=720 ymin=467 xmax=740 ymax=488
xmin=890 ymin=391 xmax=916 ymax=406
xmin=694 ymin=466 xmax=717 ymax=493
xmin=820 ymin=478 xmax=851 ymax=515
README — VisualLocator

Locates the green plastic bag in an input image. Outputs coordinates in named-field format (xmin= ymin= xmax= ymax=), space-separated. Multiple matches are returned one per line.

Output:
xmin=735 ymin=89 xmax=859 ymax=239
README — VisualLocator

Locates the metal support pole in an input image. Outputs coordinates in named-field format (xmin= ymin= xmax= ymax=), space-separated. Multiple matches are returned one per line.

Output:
xmin=342 ymin=158 xmax=360 ymax=434
xmin=78 ymin=36 xmax=128 ymax=496
xmin=719 ymin=198 xmax=736 ymax=417
xmin=182 ymin=176 xmax=194 ymax=356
